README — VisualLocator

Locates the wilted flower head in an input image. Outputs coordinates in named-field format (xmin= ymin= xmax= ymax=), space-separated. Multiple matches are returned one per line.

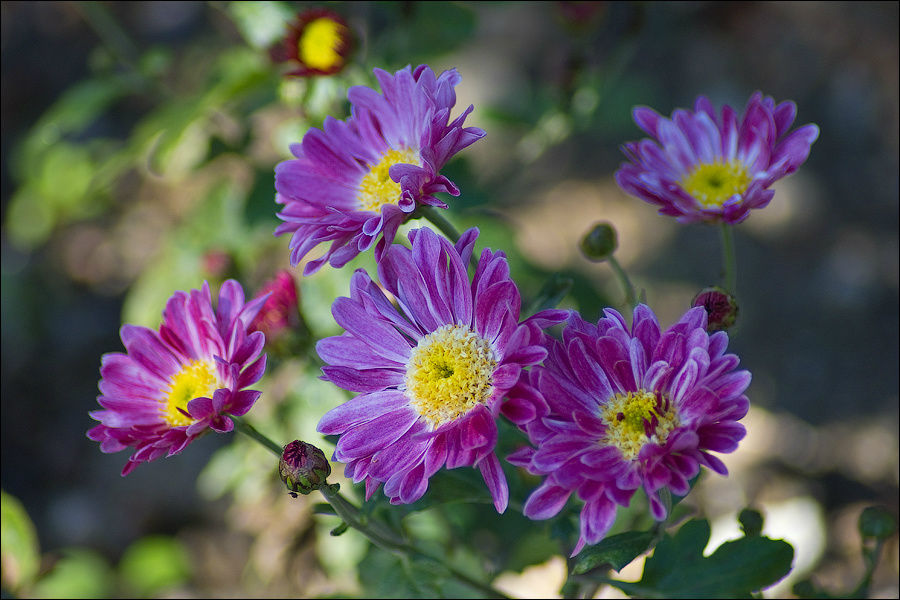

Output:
xmin=615 ymin=92 xmax=818 ymax=224
xmin=509 ymin=305 xmax=750 ymax=555
xmin=270 ymin=9 xmax=353 ymax=77
xmin=249 ymin=270 xmax=300 ymax=341
xmin=275 ymin=64 xmax=485 ymax=274
xmin=316 ymin=227 xmax=547 ymax=512
xmin=87 ymin=281 xmax=268 ymax=475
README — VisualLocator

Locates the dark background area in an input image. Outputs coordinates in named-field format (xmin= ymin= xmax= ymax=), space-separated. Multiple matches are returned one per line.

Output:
xmin=2 ymin=1 xmax=897 ymax=597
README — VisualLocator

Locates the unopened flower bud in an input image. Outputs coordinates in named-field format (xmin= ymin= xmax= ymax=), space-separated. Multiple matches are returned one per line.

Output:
xmin=738 ymin=508 xmax=764 ymax=537
xmin=250 ymin=270 xmax=300 ymax=342
xmin=858 ymin=505 xmax=897 ymax=540
xmin=580 ymin=222 xmax=618 ymax=262
xmin=279 ymin=440 xmax=331 ymax=496
xmin=692 ymin=286 xmax=739 ymax=332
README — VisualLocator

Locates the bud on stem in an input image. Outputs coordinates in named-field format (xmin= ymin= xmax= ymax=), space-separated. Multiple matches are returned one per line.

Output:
xmin=279 ymin=440 xmax=331 ymax=496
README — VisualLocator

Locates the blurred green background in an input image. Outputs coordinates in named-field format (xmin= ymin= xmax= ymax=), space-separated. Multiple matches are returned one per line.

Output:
xmin=2 ymin=2 xmax=897 ymax=598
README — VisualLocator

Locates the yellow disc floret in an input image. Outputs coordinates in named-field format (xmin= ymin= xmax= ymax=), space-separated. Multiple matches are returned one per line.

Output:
xmin=600 ymin=389 xmax=679 ymax=460
xmin=357 ymin=147 xmax=421 ymax=213
xmin=679 ymin=159 xmax=752 ymax=208
xmin=298 ymin=17 xmax=347 ymax=71
xmin=404 ymin=324 xmax=497 ymax=428
xmin=161 ymin=359 xmax=220 ymax=427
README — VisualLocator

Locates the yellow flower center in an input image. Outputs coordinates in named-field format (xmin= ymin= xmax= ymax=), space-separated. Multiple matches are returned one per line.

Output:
xmin=679 ymin=160 xmax=751 ymax=208
xmin=357 ymin=147 xmax=421 ymax=213
xmin=298 ymin=17 xmax=347 ymax=71
xmin=161 ymin=359 xmax=220 ymax=427
xmin=600 ymin=389 xmax=679 ymax=460
xmin=404 ymin=324 xmax=497 ymax=428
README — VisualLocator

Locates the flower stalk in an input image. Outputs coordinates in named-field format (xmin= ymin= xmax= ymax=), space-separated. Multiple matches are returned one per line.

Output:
xmin=232 ymin=416 xmax=283 ymax=457
xmin=233 ymin=417 xmax=510 ymax=599
xmin=719 ymin=223 xmax=737 ymax=293
xmin=607 ymin=254 xmax=637 ymax=309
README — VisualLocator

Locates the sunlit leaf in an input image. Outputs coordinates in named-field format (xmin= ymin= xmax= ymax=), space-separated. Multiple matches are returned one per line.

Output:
xmin=118 ymin=535 xmax=191 ymax=597
xmin=30 ymin=548 xmax=115 ymax=599
xmin=228 ymin=0 xmax=295 ymax=49
xmin=605 ymin=519 xmax=794 ymax=599
xmin=0 ymin=490 xmax=41 ymax=593
xmin=572 ymin=530 xmax=655 ymax=574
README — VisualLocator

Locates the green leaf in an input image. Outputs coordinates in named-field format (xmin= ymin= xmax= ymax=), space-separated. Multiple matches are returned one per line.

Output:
xmin=357 ymin=546 xmax=486 ymax=599
xmin=1 ymin=490 xmax=41 ymax=592
xmin=606 ymin=519 xmax=794 ymax=599
xmin=227 ymin=0 xmax=295 ymax=49
xmin=117 ymin=535 xmax=191 ymax=597
xmin=572 ymin=530 xmax=655 ymax=574
xmin=30 ymin=548 xmax=115 ymax=599
xmin=13 ymin=77 xmax=132 ymax=180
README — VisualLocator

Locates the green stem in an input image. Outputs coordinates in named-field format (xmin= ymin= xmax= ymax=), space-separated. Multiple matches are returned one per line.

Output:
xmin=418 ymin=205 xmax=461 ymax=243
xmin=232 ymin=416 xmax=283 ymax=457
xmin=851 ymin=539 xmax=885 ymax=598
xmin=417 ymin=205 xmax=480 ymax=270
xmin=720 ymin=223 xmax=737 ymax=293
xmin=76 ymin=2 xmax=141 ymax=68
xmin=607 ymin=255 xmax=637 ymax=309
xmin=319 ymin=484 xmax=509 ymax=599
xmin=231 ymin=418 xmax=507 ymax=598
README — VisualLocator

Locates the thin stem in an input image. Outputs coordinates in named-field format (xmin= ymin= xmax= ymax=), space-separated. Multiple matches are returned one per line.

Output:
xmin=231 ymin=413 xmax=507 ymax=596
xmin=607 ymin=255 xmax=637 ymax=309
xmin=319 ymin=484 xmax=509 ymax=599
xmin=720 ymin=223 xmax=737 ymax=293
xmin=417 ymin=205 xmax=480 ymax=270
xmin=851 ymin=538 xmax=886 ymax=598
xmin=418 ymin=205 xmax=461 ymax=243
xmin=76 ymin=2 xmax=140 ymax=68
xmin=232 ymin=416 xmax=283 ymax=457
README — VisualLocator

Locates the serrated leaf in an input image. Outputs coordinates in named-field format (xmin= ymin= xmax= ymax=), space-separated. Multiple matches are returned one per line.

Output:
xmin=606 ymin=519 xmax=794 ymax=599
xmin=573 ymin=530 xmax=655 ymax=574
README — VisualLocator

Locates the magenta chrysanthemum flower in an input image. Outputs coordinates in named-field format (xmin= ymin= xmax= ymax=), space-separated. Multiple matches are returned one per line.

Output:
xmin=316 ymin=227 xmax=547 ymax=512
xmin=508 ymin=305 xmax=750 ymax=555
xmin=615 ymin=92 xmax=819 ymax=224
xmin=274 ymin=64 xmax=485 ymax=275
xmin=87 ymin=280 xmax=268 ymax=475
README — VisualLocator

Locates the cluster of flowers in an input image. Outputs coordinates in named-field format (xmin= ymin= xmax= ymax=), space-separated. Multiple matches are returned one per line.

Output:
xmin=89 ymin=38 xmax=817 ymax=553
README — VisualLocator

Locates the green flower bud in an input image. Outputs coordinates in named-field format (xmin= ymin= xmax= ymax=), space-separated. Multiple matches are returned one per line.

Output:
xmin=738 ymin=508 xmax=764 ymax=537
xmin=580 ymin=222 xmax=618 ymax=262
xmin=692 ymin=286 xmax=739 ymax=332
xmin=279 ymin=440 xmax=331 ymax=496
xmin=858 ymin=505 xmax=897 ymax=540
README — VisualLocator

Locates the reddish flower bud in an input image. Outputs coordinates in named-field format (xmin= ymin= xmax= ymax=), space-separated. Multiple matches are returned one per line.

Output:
xmin=692 ymin=286 xmax=739 ymax=332
xmin=279 ymin=440 xmax=331 ymax=496
xmin=249 ymin=270 xmax=299 ymax=341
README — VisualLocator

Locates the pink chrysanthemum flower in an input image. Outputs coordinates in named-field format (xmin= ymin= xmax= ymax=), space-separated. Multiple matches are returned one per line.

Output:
xmin=274 ymin=64 xmax=485 ymax=275
xmin=269 ymin=9 xmax=354 ymax=77
xmin=87 ymin=280 xmax=268 ymax=475
xmin=316 ymin=227 xmax=547 ymax=512
xmin=615 ymin=92 xmax=819 ymax=224
xmin=508 ymin=305 xmax=750 ymax=555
